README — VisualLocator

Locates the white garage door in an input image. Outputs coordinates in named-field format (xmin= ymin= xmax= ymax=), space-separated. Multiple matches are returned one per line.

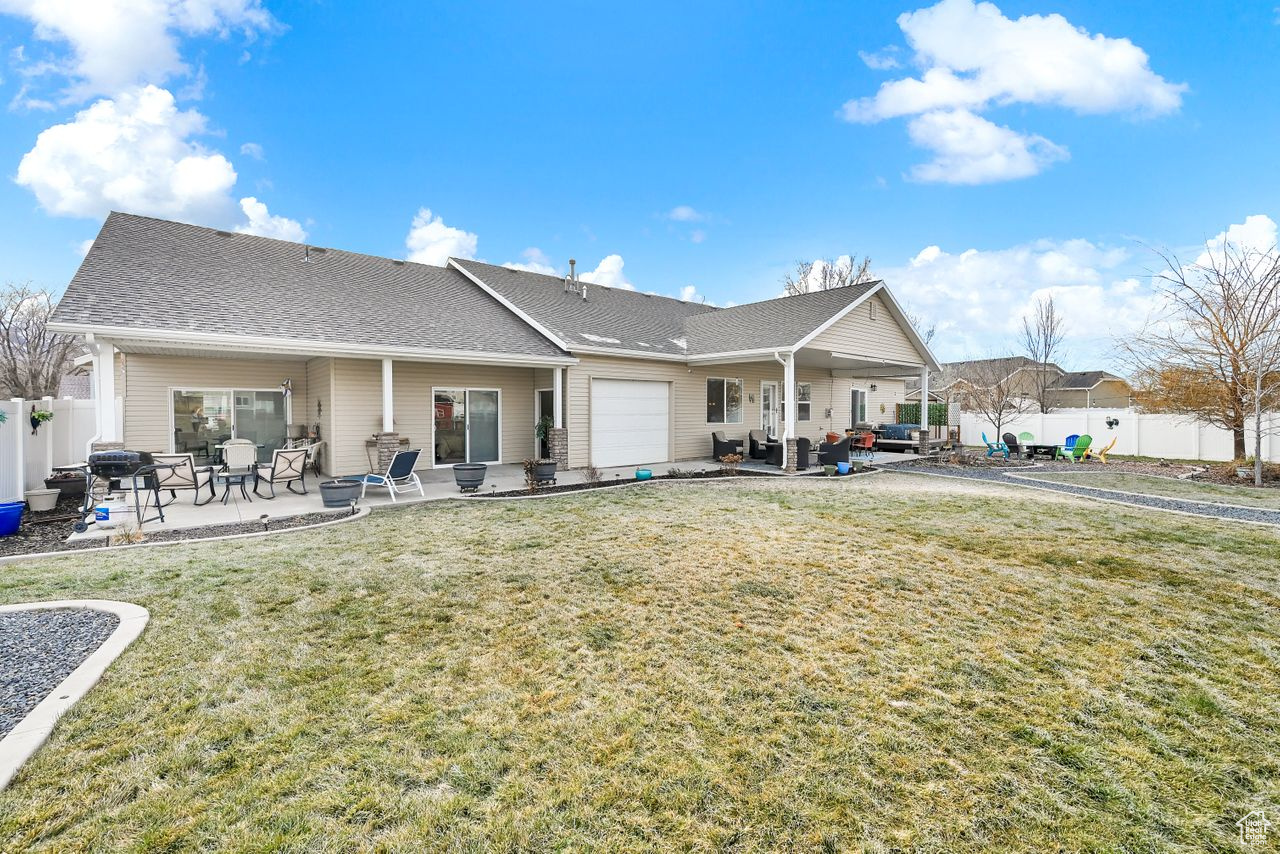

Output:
xmin=590 ymin=379 xmax=670 ymax=468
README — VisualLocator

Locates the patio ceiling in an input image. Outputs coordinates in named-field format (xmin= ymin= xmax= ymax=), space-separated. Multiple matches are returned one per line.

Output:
xmin=794 ymin=347 xmax=926 ymax=378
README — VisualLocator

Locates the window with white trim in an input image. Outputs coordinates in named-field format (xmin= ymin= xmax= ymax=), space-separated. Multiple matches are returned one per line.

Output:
xmin=706 ymin=378 xmax=744 ymax=424
xmin=797 ymin=383 xmax=811 ymax=421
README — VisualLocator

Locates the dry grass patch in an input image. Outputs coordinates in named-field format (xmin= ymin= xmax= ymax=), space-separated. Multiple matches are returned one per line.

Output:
xmin=0 ymin=477 xmax=1278 ymax=851
xmin=1024 ymin=470 xmax=1280 ymax=509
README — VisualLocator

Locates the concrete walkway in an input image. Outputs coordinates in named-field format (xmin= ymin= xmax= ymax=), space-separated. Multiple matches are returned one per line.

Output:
xmin=894 ymin=463 xmax=1280 ymax=527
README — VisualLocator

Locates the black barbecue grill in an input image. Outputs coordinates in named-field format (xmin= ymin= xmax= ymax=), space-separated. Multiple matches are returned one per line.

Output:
xmin=56 ymin=450 xmax=174 ymax=533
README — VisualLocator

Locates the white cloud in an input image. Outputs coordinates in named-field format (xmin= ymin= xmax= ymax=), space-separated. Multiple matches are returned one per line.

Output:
xmin=503 ymin=247 xmax=557 ymax=276
xmin=859 ymin=47 xmax=901 ymax=70
xmin=580 ymin=254 xmax=633 ymax=290
xmin=15 ymin=84 xmax=237 ymax=219
xmin=77 ymin=237 xmax=94 ymax=256
xmin=678 ymin=284 xmax=716 ymax=305
xmin=0 ymin=0 xmax=277 ymax=101
xmin=906 ymin=109 xmax=1068 ymax=184
xmin=1197 ymin=214 xmax=1278 ymax=266
xmin=404 ymin=208 xmax=477 ymax=266
xmin=843 ymin=0 xmax=1185 ymax=183
xmin=239 ymin=141 xmax=264 ymax=160
xmin=690 ymin=229 xmax=707 ymax=244
xmin=882 ymin=235 xmax=1155 ymax=365
xmin=233 ymin=196 xmax=305 ymax=242
xmin=666 ymin=205 xmax=704 ymax=222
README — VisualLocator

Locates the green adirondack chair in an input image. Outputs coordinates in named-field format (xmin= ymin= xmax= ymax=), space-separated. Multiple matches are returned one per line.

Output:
xmin=1071 ymin=434 xmax=1093 ymax=462
xmin=1018 ymin=431 xmax=1034 ymax=444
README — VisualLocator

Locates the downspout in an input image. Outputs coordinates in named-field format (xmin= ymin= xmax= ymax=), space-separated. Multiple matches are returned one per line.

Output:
xmin=83 ymin=333 xmax=101 ymax=461
xmin=774 ymin=350 xmax=789 ymax=469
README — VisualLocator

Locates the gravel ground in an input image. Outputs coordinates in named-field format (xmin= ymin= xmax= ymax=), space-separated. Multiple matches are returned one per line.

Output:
xmin=897 ymin=463 xmax=1280 ymax=526
xmin=0 ymin=609 xmax=120 ymax=739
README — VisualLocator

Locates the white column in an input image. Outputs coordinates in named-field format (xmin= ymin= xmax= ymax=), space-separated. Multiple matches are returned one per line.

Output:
xmin=552 ymin=366 xmax=563 ymax=429
xmin=381 ymin=358 xmax=394 ymax=433
xmin=95 ymin=340 xmax=118 ymax=442
xmin=919 ymin=366 xmax=930 ymax=437
xmin=783 ymin=353 xmax=796 ymax=467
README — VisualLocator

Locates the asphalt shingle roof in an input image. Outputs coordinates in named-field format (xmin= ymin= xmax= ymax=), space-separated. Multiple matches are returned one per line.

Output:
xmin=53 ymin=213 xmax=569 ymax=359
xmin=1049 ymin=370 xmax=1125 ymax=389
xmin=451 ymin=260 xmax=717 ymax=356
xmin=683 ymin=284 xmax=877 ymax=355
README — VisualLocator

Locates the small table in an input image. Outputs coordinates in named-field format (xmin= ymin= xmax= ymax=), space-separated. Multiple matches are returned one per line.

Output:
xmin=215 ymin=466 xmax=256 ymax=504
xmin=1025 ymin=444 xmax=1060 ymax=460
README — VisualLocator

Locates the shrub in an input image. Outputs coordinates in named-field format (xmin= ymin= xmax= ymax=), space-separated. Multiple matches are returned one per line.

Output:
xmin=719 ymin=453 xmax=743 ymax=476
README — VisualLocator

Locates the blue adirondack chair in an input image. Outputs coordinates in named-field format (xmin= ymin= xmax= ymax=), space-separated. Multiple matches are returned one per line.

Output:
xmin=981 ymin=432 xmax=1009 ymax=459
xmin=1061 ymin=434 xmax=1079 ymax=461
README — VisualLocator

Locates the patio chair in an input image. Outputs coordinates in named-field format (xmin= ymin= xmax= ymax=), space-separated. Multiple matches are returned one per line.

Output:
xmin=150 ymin=453 xmax=216 ymax=506
xmin=711 ymin=431 xmax=743 ymax=461
xmin=1070 ymin=434 xmax=1093 ymax=462
xmin=981 ymin=432 xmax=1009 ymax=459
xmin=818 ymin=435 xmax=851 ymax=466
xmin=1092 ymin=436 xmax=1117 ymax=463
xmin=1002 ymin=432 xmax=1024 ymax=457
xmin=220 ymin=438 xmax=258 ymax=470
xmin=1061 ymin=434 xmax=1079 ymax=460
xmin=253 ymin=447 xmax=310 ymax=498
xmin=766 ymin=438 xmax=810 ymax=469
xmin=1018 ymin=431 xmax=1034 ymax=445
xmin=851 ymin=432 xmax=875 ymax=459
xmin=357 ymin=448 xmax=425 ymax=502
xmin=747 ymin=429 xmax=769 ymax=460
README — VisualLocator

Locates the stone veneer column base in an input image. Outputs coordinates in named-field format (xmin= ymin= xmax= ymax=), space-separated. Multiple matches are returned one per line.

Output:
xmin=374 ymin=431 xmax=400 ymax=472
xmin=784 ymin=438 xmax=798 ymax=473
xmin=546 ymin=428 xmax=568 ymax=467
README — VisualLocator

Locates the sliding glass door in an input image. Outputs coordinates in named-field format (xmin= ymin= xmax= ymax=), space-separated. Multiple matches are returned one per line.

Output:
xmin=172 ymin=388 xmax=287 ymax=462
xmin=433 ymin=388 xmax=500 ymax=465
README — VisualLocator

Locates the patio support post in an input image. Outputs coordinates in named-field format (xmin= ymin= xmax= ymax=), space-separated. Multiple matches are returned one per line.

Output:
xmin=547 ymin=367 xmax=568 ymax=467
xmin=783 ymin=352 xmax=797 ymax=472
xmin=918 ymin=365 xmax=930 ymax=454
xmin=376 ymin=358 xmax=399 ymax=471
xmin=93 ymin=338 xmax=119 ymax=446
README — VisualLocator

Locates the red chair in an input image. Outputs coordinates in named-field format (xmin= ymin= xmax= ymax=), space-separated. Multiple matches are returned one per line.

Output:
xmin=852 ymin=432 xmax=875 ymax=458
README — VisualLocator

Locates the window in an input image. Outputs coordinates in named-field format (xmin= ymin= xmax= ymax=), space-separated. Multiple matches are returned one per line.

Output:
xmin=706 ymin=378 xmax=744 ymax=424
xmin=797 ymin=383 xmax=811 ymax=421
xmin=851 ymin=389 xmax=867 ymax=425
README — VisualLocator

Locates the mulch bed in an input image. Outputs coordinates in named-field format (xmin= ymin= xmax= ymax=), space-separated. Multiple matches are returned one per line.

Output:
xmin=0 ymin=493 xmax=353 ymax=558
xmin=472 ymin=466 xmax=873 ymax=498
xmin=1188 ymin=461 xmax=1280 ymax=489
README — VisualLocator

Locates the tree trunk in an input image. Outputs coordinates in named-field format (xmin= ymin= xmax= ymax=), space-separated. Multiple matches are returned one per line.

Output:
xmin=1233 ymin=426 xmax=1246 ymax=461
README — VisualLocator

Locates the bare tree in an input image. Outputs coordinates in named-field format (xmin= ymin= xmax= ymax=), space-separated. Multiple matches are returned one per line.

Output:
xmin=951 ymin=355 xmax=1037 ymax=440
xmin=1119 ymin=241 xmax=1280 ymax=462
xmin=0 ymin=283 xmax=81 ymax=399
xmin=782 ymin=255 xmax=874 ymax=297
xmin=1019 ymin=296 xmax=1066 ymax=413
xmin=906 ymin=311 xmax=937 ymax=346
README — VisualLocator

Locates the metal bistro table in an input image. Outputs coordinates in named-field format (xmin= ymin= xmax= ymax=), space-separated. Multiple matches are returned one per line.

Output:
xmin=214 ymin=466 xmax=257 ymax=504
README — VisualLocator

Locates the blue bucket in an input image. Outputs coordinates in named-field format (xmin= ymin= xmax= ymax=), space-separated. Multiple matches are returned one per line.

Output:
xmin=635 ymin=469 xmax=653 ymax=481
xmin=836 ymin=461 xmax=851 ymax=475
xmin=0 ymin=501 xmax=24 ymax=537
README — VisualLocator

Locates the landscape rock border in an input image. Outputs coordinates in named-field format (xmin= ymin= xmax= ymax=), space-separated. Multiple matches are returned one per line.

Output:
xmin=0 ymin=600 xmax=149 ymax=791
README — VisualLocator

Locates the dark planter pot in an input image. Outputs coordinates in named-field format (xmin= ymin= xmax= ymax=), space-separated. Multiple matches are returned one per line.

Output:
xmin=44 ymin=477 xmax=86 ymax=498
xmin=320 ymin=479 xmax=362 ymax=508
xmin=454 ymin=463 xmax=488 ymax=493
xmin=532 ymin=461 xmax=557 ymax=485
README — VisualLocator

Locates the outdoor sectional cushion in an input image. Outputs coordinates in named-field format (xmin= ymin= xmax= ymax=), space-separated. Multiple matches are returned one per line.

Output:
xmin=879 ymin=423 xmax=919 ymax=441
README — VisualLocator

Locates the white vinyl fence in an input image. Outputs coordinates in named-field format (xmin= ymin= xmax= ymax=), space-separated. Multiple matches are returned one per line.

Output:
xmin=0 ymin=397 xmax=101 ymax=502
xmin=960 ymin=407 xmax=1280 ymax=463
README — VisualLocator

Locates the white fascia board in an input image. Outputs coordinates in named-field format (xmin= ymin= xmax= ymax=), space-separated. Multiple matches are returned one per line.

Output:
xmin=865 ymin=283 xmax=944 ymax=373
xmin=685 ymin=348 xmax=791 ymax=365
xmin=448 ymin=259 xmax=574 ymax=352
xmin=569 ymin=345 xmax=690 ymax=362
xmin=46 ymin=322 xmax=578 ymax=368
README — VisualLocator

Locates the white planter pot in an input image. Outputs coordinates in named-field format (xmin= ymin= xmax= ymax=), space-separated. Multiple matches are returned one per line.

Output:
xmin=24 ymin=488 xmax=60 ymax=512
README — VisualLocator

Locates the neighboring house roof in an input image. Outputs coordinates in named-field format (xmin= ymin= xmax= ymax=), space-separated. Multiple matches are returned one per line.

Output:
xmin=450 ymin=259 xmax=716 ymax=357
xmin=933 ymin=356 xmax=1064 ymax=389
xmin=683 ymin=285 xmax=877 ymax=355
xmin=1047 ymin=370 xmax=1128 ymax=390
xmin=57 ymin=374 xmax=91 ymax=399
xmin=51 ymin=212 xmax=570 ymax=361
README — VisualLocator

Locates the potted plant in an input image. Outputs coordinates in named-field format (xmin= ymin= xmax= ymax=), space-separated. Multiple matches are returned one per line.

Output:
xmin=44 ymin=470 xmax=86 ymax=498
xmin=453 ymin=463 xmax=488 ymax=493
xmin=24 ymin=487 xmax=60 ymax=512
xmin=823 ymin=464 xmax=837 ymax=477
xmin=319 ymin=479 xmax=362 ymax=507
xmin=535 ymin=414 xmax=553 ymax=448
xmin=29 ymin=406 xmax=53 ymax=435
xmin=523 ymin=457 xmax=557 ymax=489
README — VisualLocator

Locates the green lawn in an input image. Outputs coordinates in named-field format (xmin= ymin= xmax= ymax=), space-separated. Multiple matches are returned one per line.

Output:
xmin=1 ymin=476 xmax=1278 ymax=851
xmin=1023 ymin=470 xmax=1280 ymax=509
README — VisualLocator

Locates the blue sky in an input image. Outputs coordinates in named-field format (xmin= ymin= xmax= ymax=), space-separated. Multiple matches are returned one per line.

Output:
xmin=1 ymin=0 xmax=1278 ymax=369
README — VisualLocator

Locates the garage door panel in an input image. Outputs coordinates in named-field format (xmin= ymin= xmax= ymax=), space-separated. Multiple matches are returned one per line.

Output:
xmin=591 ymin=379 xmax=669 ymax=468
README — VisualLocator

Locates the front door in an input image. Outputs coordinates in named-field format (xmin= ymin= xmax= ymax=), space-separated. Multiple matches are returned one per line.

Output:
xmin=535 ymin=388 xmax=554 ymax=458
xmin=761 ymin=381 xmax=779 ymax=437
xmin=433 ymin=388 xmax=501 ymax=465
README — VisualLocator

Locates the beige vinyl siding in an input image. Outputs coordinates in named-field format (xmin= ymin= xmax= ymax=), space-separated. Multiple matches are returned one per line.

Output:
xmin=327 ymin=358 xmax=538 ymax=474
xmin=847 ymin=378 xmax=906 ymax=424
xmin=807 ymin=293 xmax=924 ymax=366
xmin=304 ymin=357 xmax=334 ymax=473
xmin=566 ymin=355 xmax=857 ymax=467
xmin=121 ymin=354 xmax=308 ymax=454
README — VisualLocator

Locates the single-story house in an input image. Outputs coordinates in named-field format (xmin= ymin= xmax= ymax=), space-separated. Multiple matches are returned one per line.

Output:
xmin=1043 ymin=371 xmax=1131 ymax=409
xmin=50 ymin=212 xmax=940 ymax=473
xmin=915 ymin=358 xmax=1131 ymax=412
